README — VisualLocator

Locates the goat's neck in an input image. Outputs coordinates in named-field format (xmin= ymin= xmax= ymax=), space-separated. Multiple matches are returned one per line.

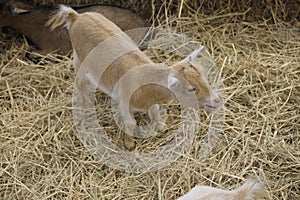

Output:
xmin=131 ymin=82 xmax=175 ymax=111
xmin=148 ymin=84 xmax=174 ymax=103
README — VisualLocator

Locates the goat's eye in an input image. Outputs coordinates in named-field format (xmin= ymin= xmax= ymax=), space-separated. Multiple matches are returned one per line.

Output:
xmin=188 ymin=87 xmax=196 ymax=92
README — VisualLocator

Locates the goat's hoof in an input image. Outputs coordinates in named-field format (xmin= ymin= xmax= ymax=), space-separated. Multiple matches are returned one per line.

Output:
xmin=154 ymin=122 xmax=166 ymax=131
xmin=150 ymin=121 xmax=166 ymax=132
xmin=123 ymin=136 xmax=136 ymax=151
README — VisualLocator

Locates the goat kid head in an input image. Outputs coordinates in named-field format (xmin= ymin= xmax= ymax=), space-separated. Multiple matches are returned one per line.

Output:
xmin=0 ymin=0 xmax=30 ymax=27
xmin=171 ymin=46 xmax=221 ymax=111
xmin=0 ymin=0 xmax=30 ymax=26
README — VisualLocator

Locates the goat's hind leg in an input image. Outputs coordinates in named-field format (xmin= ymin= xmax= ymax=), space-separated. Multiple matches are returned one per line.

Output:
xmin=74 ymin=74 xmax=94 ymax=107
xmin=73 ymin=51 xmax=94 ymax=107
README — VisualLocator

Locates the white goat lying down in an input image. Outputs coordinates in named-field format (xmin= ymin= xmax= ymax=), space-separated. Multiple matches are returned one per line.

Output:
xmin=48 ymin=5 xmax=221 ymax=150
xmin=178 ymin=179 xmax=267 ymax=200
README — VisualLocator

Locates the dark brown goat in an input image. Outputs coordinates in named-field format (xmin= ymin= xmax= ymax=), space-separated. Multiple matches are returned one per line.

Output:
xmin=0 ymin=0 xmax=150 ymax=54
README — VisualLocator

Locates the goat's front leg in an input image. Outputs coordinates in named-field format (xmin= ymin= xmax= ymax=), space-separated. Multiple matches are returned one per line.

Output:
xmin=120 ymin=103 xmax=136 ymax=150
xmin=123 ymin=118 xmax=136 ymax=150
xmin=148 ymin=104 xmax=166 ymax=131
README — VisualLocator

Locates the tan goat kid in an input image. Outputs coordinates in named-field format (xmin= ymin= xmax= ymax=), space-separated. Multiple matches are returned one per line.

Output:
xmin=48 ymin=5 xmax=221 ymax=150
xmin=178 ymin=179 xmax=267 ymax=200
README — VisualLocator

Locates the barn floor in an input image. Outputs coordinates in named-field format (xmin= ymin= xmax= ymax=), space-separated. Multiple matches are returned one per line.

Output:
xmin=0 ymin=1 xmax=299 ymax=199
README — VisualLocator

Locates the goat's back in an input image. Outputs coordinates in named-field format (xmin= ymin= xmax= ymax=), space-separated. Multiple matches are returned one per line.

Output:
xmin=76 ymin=5 xmax=150 ymax=30
xmin=69 ymin=12 xmax=124 ymax=61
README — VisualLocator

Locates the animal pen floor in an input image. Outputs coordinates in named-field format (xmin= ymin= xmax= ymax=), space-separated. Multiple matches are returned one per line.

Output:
xmin=0 ymin=1 xmax=299 ymax=199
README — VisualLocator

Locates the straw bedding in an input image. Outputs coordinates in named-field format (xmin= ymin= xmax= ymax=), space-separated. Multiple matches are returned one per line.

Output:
xmin=0 ymin=0 xmax=299 ymax=199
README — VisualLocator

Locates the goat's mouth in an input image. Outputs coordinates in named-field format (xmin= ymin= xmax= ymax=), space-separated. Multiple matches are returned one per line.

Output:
xmin=204 ymin=104 xmax=218 ymax=111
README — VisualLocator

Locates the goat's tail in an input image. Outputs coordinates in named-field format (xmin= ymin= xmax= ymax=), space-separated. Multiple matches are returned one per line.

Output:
xmin=46 ymin=5 xmax=78 ymax=31
xmin=233 ymin=179 xmax=267 ymax=199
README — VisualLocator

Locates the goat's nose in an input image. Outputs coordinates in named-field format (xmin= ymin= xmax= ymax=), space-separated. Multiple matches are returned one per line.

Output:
xmin=211 ymin=92 xmax=221 ymax=104
xmin=214 ymin=95 xmax=221 ymax=104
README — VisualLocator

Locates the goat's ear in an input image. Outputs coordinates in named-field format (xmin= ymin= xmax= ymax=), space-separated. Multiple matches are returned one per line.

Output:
xmin=11 ymin=6 xmax=30 ymax=16
xmin=171 ymin=62 xmax=186 ymax=72
xmin=167 ymin=74 xmax=178 ymax=88
xmin=178 ymin=66 xmax=185 ymax=73
xmin=184 ymin=46 xmax=205 ymax=62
